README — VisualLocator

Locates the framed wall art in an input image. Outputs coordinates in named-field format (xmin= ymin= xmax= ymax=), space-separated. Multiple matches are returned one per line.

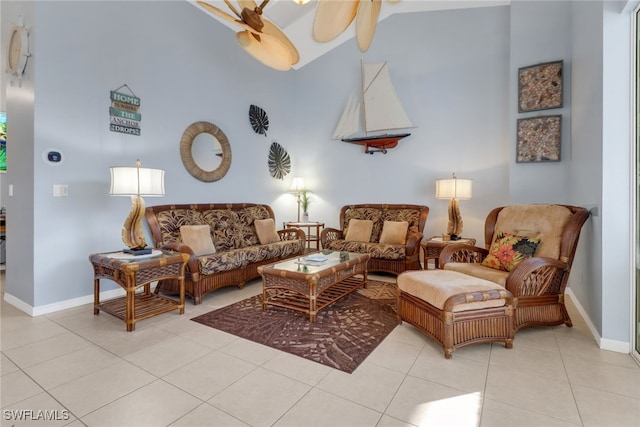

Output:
xmin=516 ymin=115 xmax=561 ymax=163
xmin=518 ymin=60 xmax=563 ymax=113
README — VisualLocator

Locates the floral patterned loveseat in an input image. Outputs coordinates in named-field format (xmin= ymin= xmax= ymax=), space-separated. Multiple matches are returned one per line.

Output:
xmin=145 ymin=203 xmax=305 ymax=304
xmin=321 ymin=204 xmax=429 ymax=274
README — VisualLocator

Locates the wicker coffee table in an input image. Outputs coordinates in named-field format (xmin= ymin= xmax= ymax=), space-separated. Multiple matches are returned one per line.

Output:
xmin=257 ymin=251 xmax=370 ymax=322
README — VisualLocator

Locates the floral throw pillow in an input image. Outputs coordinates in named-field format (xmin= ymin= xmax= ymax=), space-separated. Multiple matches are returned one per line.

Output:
xmin=481 ymin=232 xmax=541 ymax=272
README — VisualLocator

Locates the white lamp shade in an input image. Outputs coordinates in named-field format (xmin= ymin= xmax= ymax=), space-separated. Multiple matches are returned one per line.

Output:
xmin=290 ymin=177 xmax=306 ymax=192
xmin=292 ymin=0 xmax=310 ymax=4
xmin=110 ymin=166 xmax=165 ymax=197
xmin=435 ymin=178 xmax=472 ymax=200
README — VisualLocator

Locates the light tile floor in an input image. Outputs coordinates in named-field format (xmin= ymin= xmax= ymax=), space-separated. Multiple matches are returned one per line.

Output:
xmin=1 ymin=274 xmax=639 ymax=427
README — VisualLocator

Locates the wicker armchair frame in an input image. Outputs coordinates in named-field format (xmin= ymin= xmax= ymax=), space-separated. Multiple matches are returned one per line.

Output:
xmin=145 ymin=203 xmax=305 ymax=305
xmin=440 ymin=204 xmax=590 ymax=331
xmin=320 ymin=204 xmax=429 ymax=275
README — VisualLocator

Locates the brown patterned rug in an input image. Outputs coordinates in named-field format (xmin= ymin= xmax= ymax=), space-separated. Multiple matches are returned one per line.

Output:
xmin=191 ymin=280 xmax=399 ymax=373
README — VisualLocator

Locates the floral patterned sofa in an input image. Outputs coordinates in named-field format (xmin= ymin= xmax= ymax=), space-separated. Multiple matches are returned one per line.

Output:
xmin=145 ymin=203 xmax=305 ymax=304
xmin=321 ymin=204 xmax=429 ymax=274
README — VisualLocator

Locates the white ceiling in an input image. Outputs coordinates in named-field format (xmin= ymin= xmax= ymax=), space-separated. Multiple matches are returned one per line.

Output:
xmin=190 ymin=0 xmax=510 ymax=69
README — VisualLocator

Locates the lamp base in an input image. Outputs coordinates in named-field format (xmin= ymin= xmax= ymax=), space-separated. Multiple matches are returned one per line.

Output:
xmin=123 ymin=247 xmax=153 ymax=256
xmin=449 ymin=234 xmax=461 ymax=241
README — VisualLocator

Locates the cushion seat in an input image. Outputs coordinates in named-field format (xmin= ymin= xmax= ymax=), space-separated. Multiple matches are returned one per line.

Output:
xmin=442 ymin=262 xmax=510 ymax=286
xmin=324 ymin=240 xmax=406 ymax=260
xmin=398 ymin=270 xmax=506 ymax=312
xmin=397 ymin=269 xmax=515 ymax=359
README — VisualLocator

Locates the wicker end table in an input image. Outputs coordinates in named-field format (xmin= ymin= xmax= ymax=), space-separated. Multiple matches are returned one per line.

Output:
xmin=284 ymin=221 xmax=324 ymax=252
xmin=90 ymin=250 xmax=189 ymax=331
xmin=421 ymin=236 xmax=477 ymax=270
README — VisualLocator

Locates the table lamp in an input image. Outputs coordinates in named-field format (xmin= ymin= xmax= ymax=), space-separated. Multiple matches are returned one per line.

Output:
xmin=435 ymin=173 xmax=472 ymax=240
xmin=110 ymin=160 xmax=165 ymax=254
xmin=290 ymin=177 xmax=305 ymax=222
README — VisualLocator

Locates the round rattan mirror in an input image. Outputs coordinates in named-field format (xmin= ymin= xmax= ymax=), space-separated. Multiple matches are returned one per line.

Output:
xmin=180 ymin=121 xmax=232 ymax=182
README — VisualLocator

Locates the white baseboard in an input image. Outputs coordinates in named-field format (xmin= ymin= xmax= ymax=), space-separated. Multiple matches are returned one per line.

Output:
xmin=566 ymin=287 xmax=630 ymax=354
xmin=3 ymin=286 xmax=135 ymax=317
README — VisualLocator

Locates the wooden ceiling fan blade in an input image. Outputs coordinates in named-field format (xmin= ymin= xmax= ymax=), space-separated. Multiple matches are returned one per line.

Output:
xmin=262 ymin=20 xmax=299 ymax=65
xmin=356 ymin=0 xmax=382 ymax=52
xmin=236 ymin=31 xmax=292 ymax=71
xmin=222 ymin=0 xmax=242 ymax=18
xmin=313 ymin=0 xmax=358 ymax=43
xmin=197 ymin=1 xmax=259 ymax=34
xmin=238 ymin=0 xmax=259 ymax=11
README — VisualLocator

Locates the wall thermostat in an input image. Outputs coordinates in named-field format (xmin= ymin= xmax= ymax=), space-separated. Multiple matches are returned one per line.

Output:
xmin=43 ymin=149 xmax=63 ymax=165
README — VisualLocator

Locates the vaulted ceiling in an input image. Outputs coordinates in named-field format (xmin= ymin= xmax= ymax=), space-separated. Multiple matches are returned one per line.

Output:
xmin=190 ymin=0 xmax=510 ymax=69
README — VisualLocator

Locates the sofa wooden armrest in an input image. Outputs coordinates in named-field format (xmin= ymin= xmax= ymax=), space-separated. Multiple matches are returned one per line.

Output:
xmin=440 ymin=244 xmax=487 ymax=265
xmin=504 ymin=256 xmax=568 ymax=297
xmin=405 ymin=231 xmax=423 ymax=257
xmin=320 ymin=227 xmax=343 ymax=247
xmin=279 ymin=228 xmax=306 ymax=242
xmin=160 ymin=242 xmax=200 ymax=282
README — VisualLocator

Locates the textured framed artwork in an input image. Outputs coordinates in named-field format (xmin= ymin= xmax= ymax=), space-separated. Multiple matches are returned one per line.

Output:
xmin=518 ymin=60 xmax=563 ymax=113
xmin=516 ymin=115 xmax=561 ymax=163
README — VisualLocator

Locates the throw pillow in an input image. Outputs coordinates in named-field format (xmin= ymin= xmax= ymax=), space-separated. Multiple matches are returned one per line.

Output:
xmin=481 ymin=231 xmax=541 ymax=272
xmin=180 ymin=225 xmax=216 ymax=256
xmin=379 ymin=221 xmax=409 ymax=245
xmin=344 ymin=219 xmax=373 ymax=242
xmin=255 ymin=218 xmax=280 ymax=244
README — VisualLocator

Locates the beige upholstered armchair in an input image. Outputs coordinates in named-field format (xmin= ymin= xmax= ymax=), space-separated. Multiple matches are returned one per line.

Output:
xmin=439 ymin=204 xmax=590 ymax=331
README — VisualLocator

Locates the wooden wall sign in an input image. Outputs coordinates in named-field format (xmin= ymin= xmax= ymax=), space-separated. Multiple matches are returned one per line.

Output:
xmin=109 ymin=85 xmax=141 ymax=136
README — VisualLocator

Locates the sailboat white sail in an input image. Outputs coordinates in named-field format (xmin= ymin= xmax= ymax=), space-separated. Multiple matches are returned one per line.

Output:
xmin=333 ymin=62 xmax=414 ymax=141
xmin=332 ymin=93 xmax=361 ymax=140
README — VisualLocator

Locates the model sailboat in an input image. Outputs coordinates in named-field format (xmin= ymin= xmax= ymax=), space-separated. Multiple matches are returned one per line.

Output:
xmin=333 ymin=62 xmax=414 ymax=154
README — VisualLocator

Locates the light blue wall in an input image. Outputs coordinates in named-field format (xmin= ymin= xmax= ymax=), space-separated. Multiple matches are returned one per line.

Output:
xmin=293 ymin=5 xmax=512 ymax=240
xmin=508 ymin=1 xmax=572 ymax=202
xmin=600 ymin=1 xmax=632 ymax=343
xmin=1 ymin=1 xmax=633 ymax=347
xmin=3 ymin=1 xmax=36 ymax=306
xmin=570 ymin=0 xmax=605 ymax=339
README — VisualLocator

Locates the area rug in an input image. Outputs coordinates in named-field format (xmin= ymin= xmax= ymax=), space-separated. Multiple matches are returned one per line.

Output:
xmin=191 ymin=280 xmax=399 ymax=373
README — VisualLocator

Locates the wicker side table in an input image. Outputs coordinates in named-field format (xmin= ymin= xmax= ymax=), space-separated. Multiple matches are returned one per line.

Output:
xmin=284 ymin=221 xmax=324 ymax=252
xmin=421 ymin=236 xmax=477 ymax=270
xmin=90 ymin=250 xmax=189 ymax=331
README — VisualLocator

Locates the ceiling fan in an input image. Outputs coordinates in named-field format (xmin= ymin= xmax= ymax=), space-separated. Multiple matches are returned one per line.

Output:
xmin=313 ymin=0 xmax=399 ymax=52
xmin=197 ymin=0 xmax=300 ymax=71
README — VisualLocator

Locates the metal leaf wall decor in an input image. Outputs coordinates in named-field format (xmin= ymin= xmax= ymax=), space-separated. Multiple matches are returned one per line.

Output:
xmin=249 ymin=104 xmax=269 ymax=136
xmin=268 ymin=141 xmax=291 ymax=180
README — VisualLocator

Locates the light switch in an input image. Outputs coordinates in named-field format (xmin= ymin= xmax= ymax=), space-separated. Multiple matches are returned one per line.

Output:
xmin=53 ymin=184 xmax=69 ymax=197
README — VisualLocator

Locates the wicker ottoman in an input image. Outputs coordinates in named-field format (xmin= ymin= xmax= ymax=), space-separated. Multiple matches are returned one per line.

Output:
xmin=397 ymin=270 xmax=515 ymax=358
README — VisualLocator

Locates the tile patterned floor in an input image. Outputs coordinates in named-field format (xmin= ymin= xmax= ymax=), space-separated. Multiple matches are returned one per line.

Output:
xmin=1 ymin=275 xmax=639 ymax=427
